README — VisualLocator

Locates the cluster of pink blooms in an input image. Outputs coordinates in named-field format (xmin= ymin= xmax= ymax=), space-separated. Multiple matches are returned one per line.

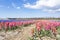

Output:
xmin=0 ymin=20 xmax=34 ymax=30
xmin=36 ymin=20 xmax=60 ymax=34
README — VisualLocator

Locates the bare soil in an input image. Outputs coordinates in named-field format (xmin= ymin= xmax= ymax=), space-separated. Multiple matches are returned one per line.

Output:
xmin=1 ymin=24 xmax=35 ymax=40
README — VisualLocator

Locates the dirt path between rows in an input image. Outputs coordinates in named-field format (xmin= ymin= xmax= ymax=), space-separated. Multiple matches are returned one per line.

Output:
xmin=4 ymin=24 xmax=35 ymax=40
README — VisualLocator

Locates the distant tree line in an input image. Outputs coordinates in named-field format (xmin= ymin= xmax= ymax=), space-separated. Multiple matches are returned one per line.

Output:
xmin=8 ymin=18 xmax=60 ymax=20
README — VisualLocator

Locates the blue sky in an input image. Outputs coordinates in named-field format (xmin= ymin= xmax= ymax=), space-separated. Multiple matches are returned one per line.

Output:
xmin=0 ymin=0 xmax=60 ymax=18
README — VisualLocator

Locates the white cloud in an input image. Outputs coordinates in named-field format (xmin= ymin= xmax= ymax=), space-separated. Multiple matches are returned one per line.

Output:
xmin=24 ymin=0 xmax=60 ymax=9
xmin=43 ymin=8 xmax=60 ymax=13
xmin=56 ymin=9 xmax=60 ymax=11
xmin=16 ymin=7 xmax=20 ymax=9
xmin=24 ymin=0 xmax=60 ymax=13
xmin=12 ymin=3 xmax=20 ymax=9
xmin=12 ymin=3 xmax=16 ymax=8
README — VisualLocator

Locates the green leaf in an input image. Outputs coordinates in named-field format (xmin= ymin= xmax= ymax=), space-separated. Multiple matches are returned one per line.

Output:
xmin=57 ymin=27 xmax=60 ymax=34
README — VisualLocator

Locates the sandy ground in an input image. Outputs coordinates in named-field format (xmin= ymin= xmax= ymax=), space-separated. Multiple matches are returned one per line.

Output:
xmin=0 ymin=24 xmax=35 ymax=40
xmin=12 ymin=24 xmax=35 ymax=40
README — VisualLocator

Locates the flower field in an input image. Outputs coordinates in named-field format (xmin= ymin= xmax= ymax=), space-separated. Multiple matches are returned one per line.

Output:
xmin=0 ymin=20 xmax=35 ymax=31
xmin=0 ymin=20 xmax=60 ymax=40
xmin=30 ymin=20 xmax=60 ymax=40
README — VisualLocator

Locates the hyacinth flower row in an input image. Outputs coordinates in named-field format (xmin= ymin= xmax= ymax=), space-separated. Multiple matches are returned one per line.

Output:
xmin=31 ymin=20 xmax=60 ymax=40
xmin=0 ymin=21 xmax=34 ymax=31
